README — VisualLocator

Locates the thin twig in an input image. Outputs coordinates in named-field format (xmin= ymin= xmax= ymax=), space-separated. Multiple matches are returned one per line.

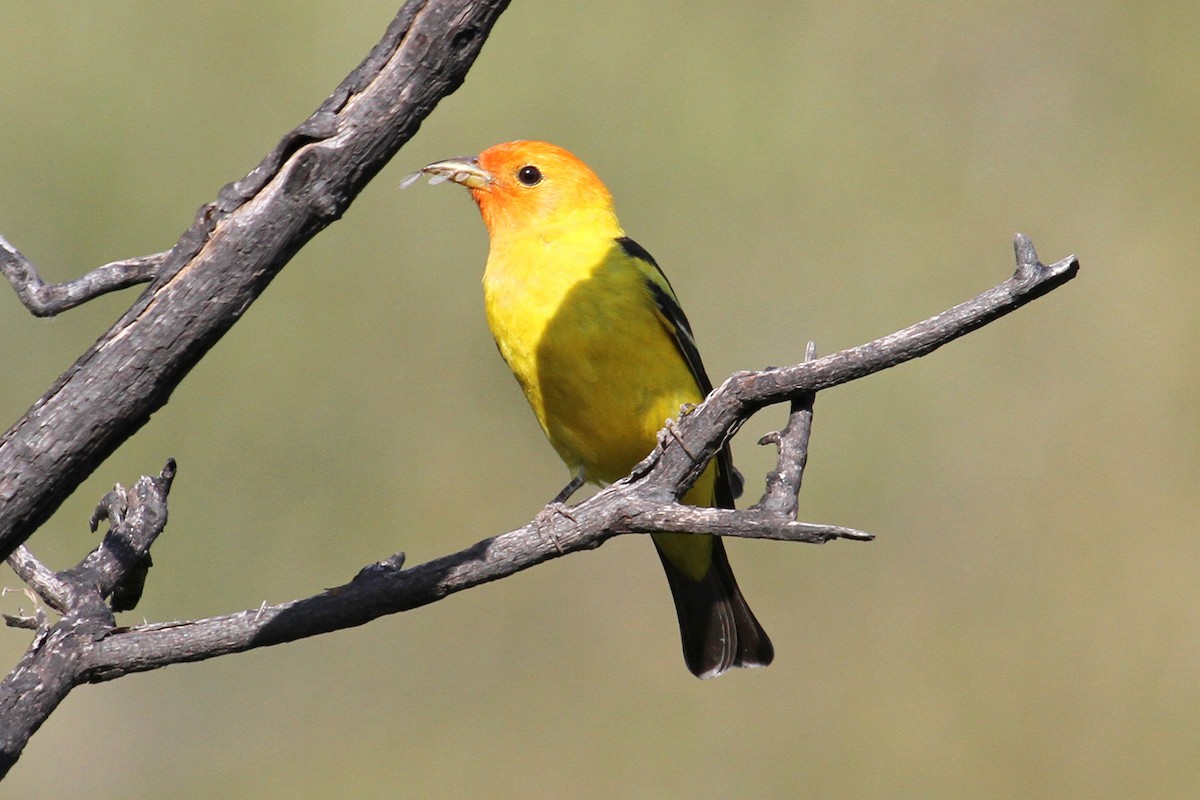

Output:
xmin=0 ymin=236 xmax=167 ymax=317
xmin=615 ymin=505 xmax=871 ymax=543
xmin=754 ymin=341 xmax=818 ymax=517
xmin=5 ymin=547 xmax=72 ymax=614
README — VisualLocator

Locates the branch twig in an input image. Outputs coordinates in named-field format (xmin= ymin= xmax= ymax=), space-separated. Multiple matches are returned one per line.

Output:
xmin=6 ymin=547 xmax=72 ymax=615
xmin=634 ymin=235 xmax=1078 ymax=502
xmin=754 ymin=341 xmax=818 ymax=518
xmin=0 ymin=240 xmax=167 ymax=317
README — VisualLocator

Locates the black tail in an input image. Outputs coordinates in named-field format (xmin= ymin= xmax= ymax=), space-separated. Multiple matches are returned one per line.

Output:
xmin=655 ymin=536 xmax=774 ymax=679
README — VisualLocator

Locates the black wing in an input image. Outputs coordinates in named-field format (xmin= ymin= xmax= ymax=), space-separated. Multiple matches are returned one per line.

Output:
xmin=617 ymin=236 xmax=744 ymax=504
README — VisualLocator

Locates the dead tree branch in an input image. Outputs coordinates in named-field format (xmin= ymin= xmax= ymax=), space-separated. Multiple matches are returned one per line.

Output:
xmin=0 ymin=0 xmax=1081 ymax=779
xmin=0 ymin=235 xmax=1077 ymax=777
xmin=1 ymin=462 xmax=174 ymax=778
xmin=618 ymin=234 xmax=1078 ymax=510
xmin=0 ymin=0 xmax=513 ymax=564
xmin=0 ymin=244 xmax=168 ymax=317
xmin=754 ymin=341 xmax=818 ymax=518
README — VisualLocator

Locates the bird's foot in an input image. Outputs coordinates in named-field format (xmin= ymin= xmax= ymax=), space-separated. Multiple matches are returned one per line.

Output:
xmin=534 ymin=502 xmax=577 ymax=554
xmin=661 ymin=416 xmax=697 ymax=461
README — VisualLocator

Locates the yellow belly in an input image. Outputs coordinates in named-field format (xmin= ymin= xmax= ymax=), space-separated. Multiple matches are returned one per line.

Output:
xmin=484 ymin=236 xmax=717 ymax=581
xmin=485 ymin=242 xmax=697 ymax=479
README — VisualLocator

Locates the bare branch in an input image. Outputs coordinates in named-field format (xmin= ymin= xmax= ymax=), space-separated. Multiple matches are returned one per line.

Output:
xmin=0 ymin=0 xmax=1079 ymax=772
xmin=0 ymin=0 xmax=514 ymax=564
xmin=0 ymin=240 xmax=1078 ymax=777
xmin=0 ymin=236 xmax=167 ymax=317
xmin=614 ymin=505 xmax=871 ymax=543
xmin=70 ymin=459 xmax=174 ymax=611
xmin=0 ymin=1 xmax=515 ymax=776
xmin=31 ymin=245 xmax=1078 ymax=674
xmin=0 ymin=460 xmax=175 ymax=777
xmin=753 ymin=341 xmax=818 ymax=518
xmin=6 ymin=548 xmax=72 ymax=614
xmin=633 ymin=235 xmax=1079 ymax=502
xmin=0 ymin=611 xmax=103 ymax=778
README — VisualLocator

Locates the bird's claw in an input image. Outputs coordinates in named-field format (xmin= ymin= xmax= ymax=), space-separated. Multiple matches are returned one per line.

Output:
xmin=661 ymin=417 xmax=697 ymax=461
xmin=534 ymin=503 xmax=578 ymax=554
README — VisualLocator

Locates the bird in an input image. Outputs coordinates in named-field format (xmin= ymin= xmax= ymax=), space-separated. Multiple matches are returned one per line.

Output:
xmin=410 ymin=140 xmax=773 ymax=678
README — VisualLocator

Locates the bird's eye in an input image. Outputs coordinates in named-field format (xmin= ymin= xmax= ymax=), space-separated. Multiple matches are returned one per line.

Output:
xmin=516 ymin=165 xmax=542 ymax=186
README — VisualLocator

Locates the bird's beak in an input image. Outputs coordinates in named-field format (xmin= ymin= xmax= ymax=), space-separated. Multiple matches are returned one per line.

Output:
xmin=401 ymin=156 xmax=492 ymax=190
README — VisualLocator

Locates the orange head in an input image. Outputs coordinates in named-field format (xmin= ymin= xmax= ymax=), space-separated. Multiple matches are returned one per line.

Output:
xmin=415 ymin=140 xmax=620 ymax=238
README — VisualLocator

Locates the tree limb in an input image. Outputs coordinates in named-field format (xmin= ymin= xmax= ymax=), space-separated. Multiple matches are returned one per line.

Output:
xmin=0 ymin=0 xmax=513 ymax=564
xmin=0 ymin=242 xmax=168 ymax=317
xmin=0 ymin=234 xmax=1077 ymax=777
xmin=634 ymin=234 xmax=1078 ymax=500
xmin=0 ymin=461 xmax=174 ymax=778
xmin=7 ymin=240 xmax=1078 ymax=680
xmin=753 ymin=341 xmax=818 ymax=518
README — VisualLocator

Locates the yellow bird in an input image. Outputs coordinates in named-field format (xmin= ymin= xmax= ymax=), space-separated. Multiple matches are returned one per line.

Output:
xmin=417 ymin=140 xmax=773 ymax=678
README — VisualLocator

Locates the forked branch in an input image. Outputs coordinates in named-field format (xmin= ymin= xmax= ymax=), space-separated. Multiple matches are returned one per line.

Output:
xmin=0 ymin=236 xmax=1077 ymax=777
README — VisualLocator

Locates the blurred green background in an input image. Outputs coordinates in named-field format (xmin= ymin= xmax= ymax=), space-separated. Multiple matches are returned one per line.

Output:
xmin=1 ymin=1 xmax=1197 ymax=797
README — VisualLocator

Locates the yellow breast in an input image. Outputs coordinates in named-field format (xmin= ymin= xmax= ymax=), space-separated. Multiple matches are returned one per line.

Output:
xmin=483 ymin=229 xmax=703 ymax=485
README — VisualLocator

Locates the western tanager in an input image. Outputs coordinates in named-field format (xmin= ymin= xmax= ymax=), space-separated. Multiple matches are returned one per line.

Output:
xmin=413 ymin=140 xmax=773 ymax=678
